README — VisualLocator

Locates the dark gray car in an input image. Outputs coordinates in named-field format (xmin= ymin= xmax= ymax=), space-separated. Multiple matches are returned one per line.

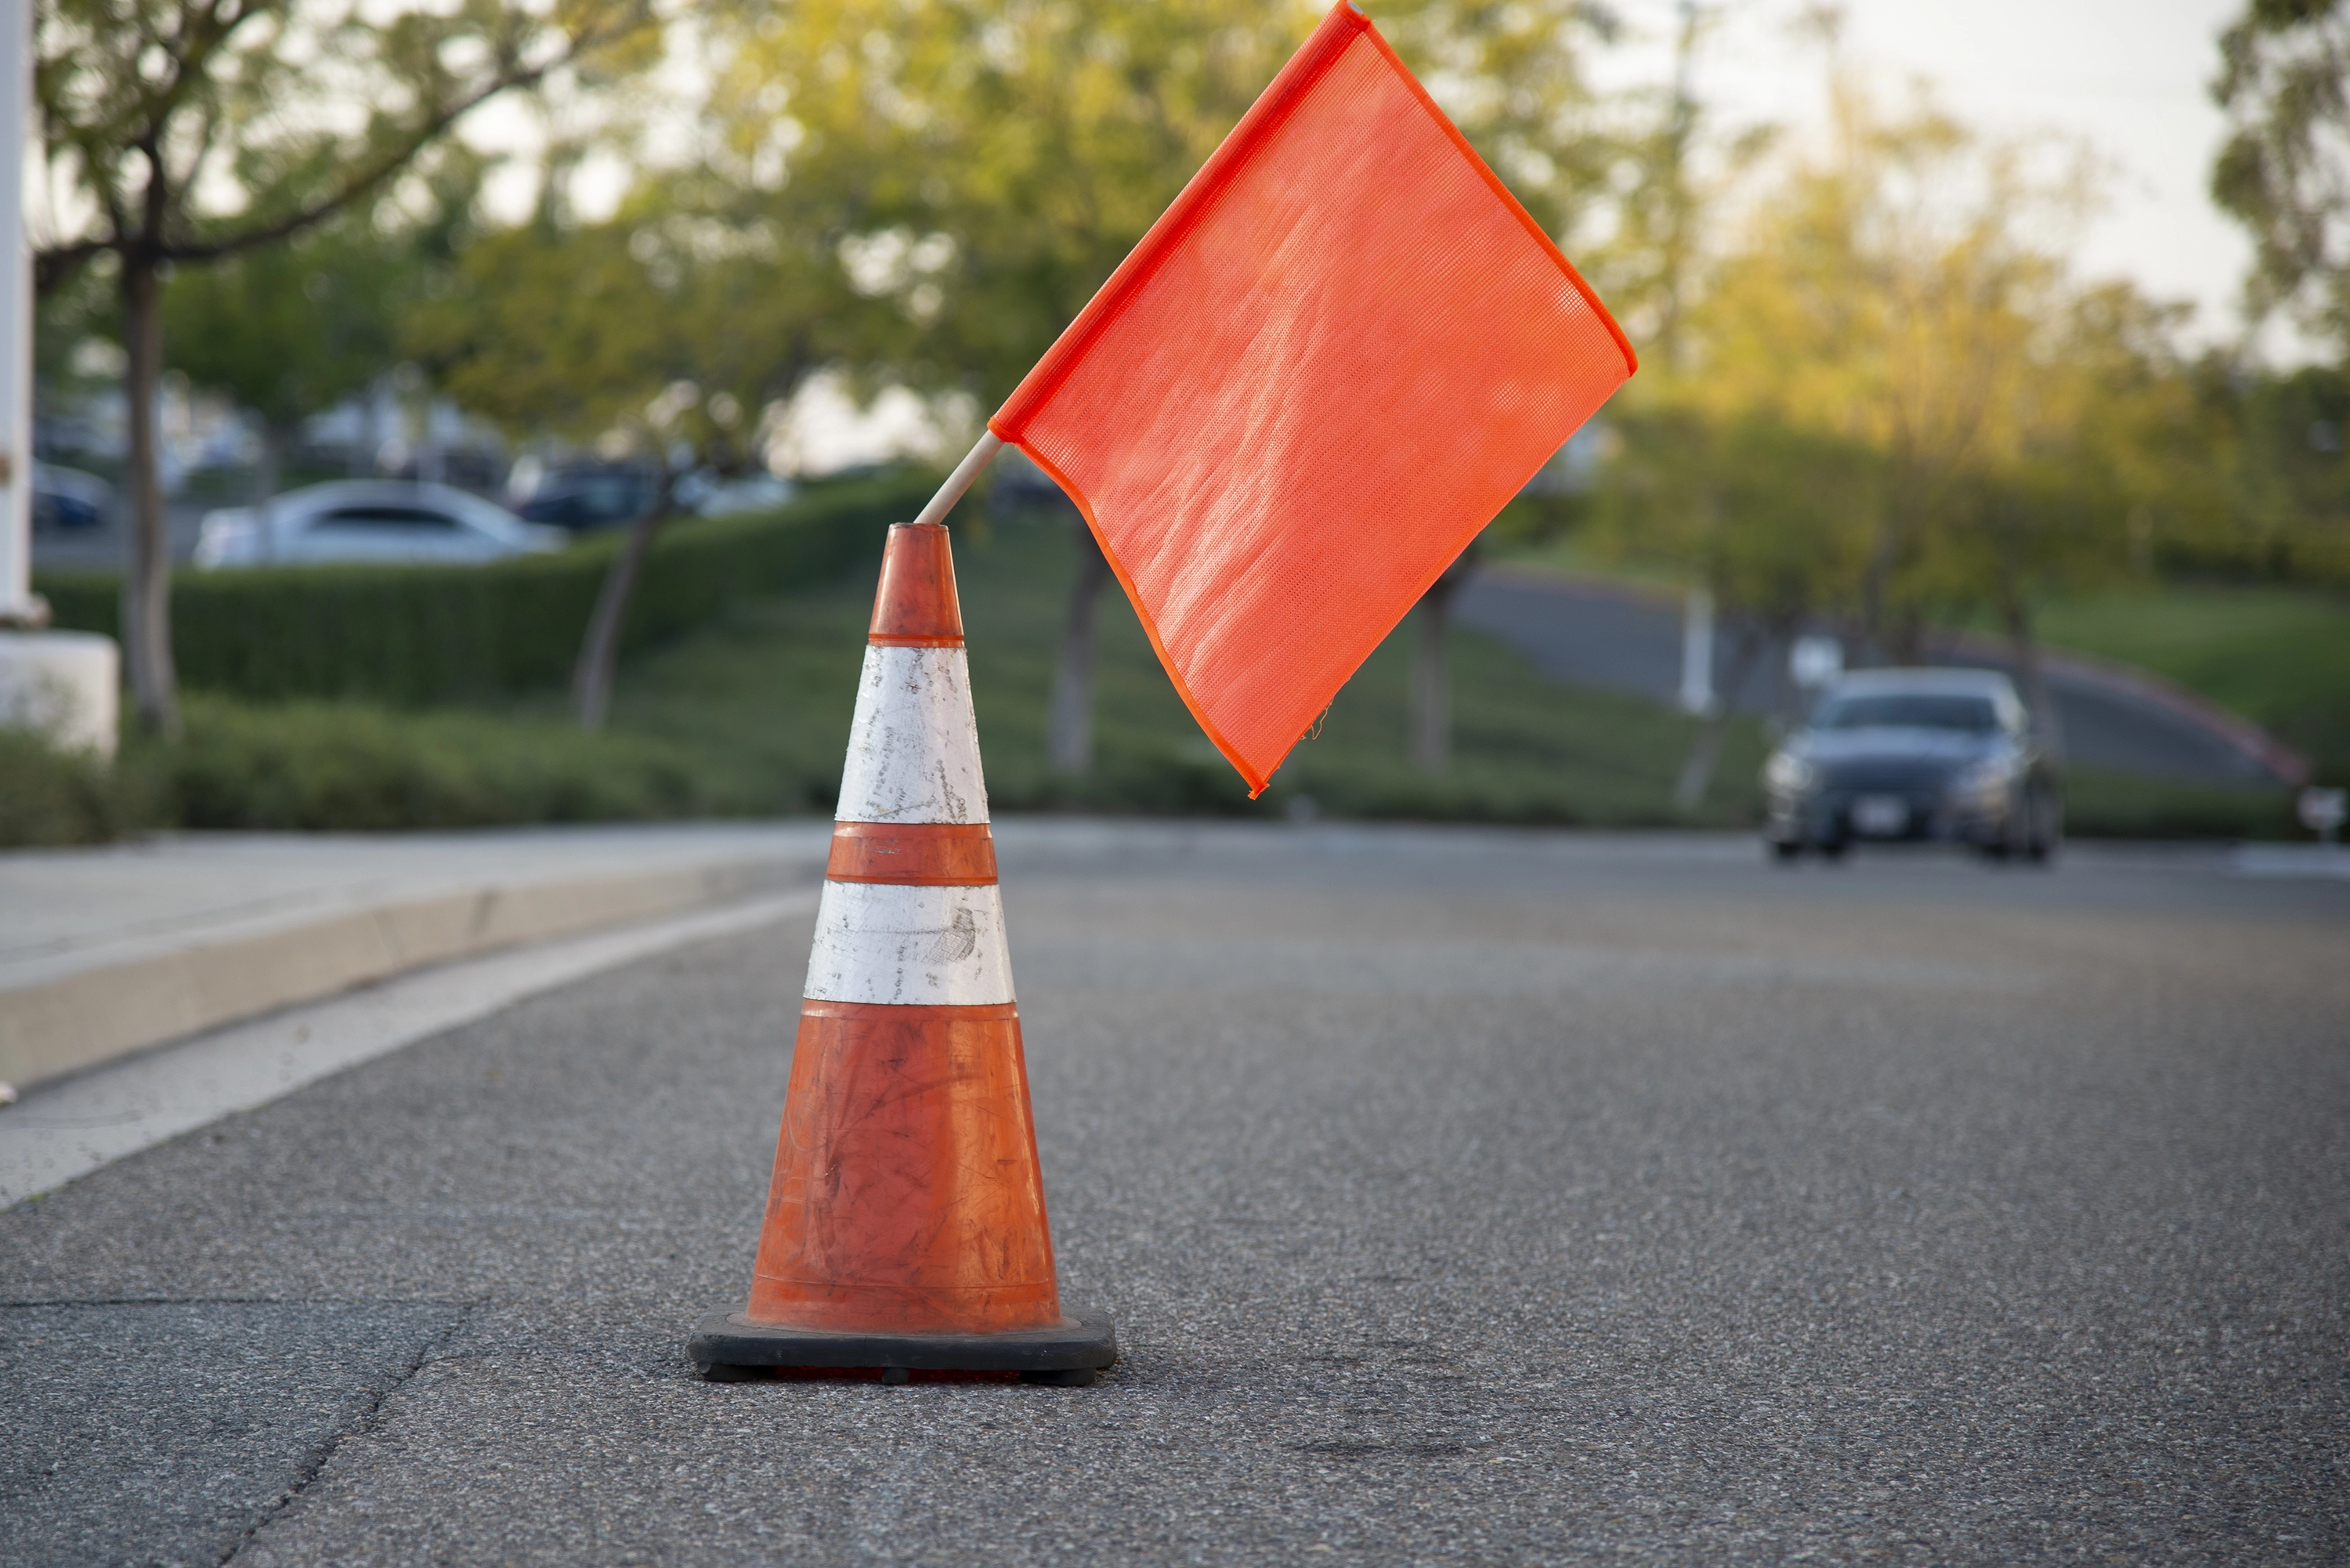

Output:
xmin=1762 ymin=668 xmax=2062 ymax=862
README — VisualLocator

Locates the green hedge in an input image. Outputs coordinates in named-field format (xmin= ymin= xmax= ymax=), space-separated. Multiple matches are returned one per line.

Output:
xmin=0 ymin=729 xmax=157 ymax=847
xmin=160 ymin=695 xmax=748 ymax=830
xmin=34 ymin=475 xmax=928 ymax=705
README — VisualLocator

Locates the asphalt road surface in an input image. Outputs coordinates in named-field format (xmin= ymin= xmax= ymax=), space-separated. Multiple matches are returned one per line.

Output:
xmin=1459 ymin=573 xmax=2293 ymax=787
xmin=5 ymin=825 xmax=2345 ymax=1566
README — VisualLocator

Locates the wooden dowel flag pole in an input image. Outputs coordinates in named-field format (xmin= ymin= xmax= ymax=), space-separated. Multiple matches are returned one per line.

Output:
xmin=984 ymin=0 xmax=1634 ymax=796
xmin=911 ymin=431 xmax=1004 ymax=531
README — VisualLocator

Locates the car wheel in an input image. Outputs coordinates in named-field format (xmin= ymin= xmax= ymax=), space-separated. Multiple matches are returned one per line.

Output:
xmin=1817 ymin=838 xmax=1849 ymax=863
xmin=1980 ymin=789 xmax=2029 ymax=863
xmin=2026 ymin=786 xmax=2062 ymax=865
xmin=1770 ymin=840 xmax=1802 ymax=864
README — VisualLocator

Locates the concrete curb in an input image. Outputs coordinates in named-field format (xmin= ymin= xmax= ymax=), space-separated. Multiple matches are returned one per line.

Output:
xmin=0 ymin=855 xmax=812 ymax=1093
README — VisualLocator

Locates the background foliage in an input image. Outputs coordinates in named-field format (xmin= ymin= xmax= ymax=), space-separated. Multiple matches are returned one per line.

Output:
xmin=14 ymin=0 xmax=2345 ymax=844
xmin=34 ymin=478 xmax=925 ymax=704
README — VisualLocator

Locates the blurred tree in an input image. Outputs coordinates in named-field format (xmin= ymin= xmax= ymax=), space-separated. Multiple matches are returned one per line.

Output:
xmin=1602 ymin=70 xmax=2198 ymax=800
xmin=1686 ymin=84 xmax=2073 ymax=663
xmin=2204 ymin=1 xmax=2350 ymax=590
xmin=31 ymin=263 xmax=116 ymax=394
xmin=1945 ymin=284 xmax=2219 ymax=721
xmin=2214 ymin=0 xmax=2350 ymax=359
xmin=703 ymin=1 xmax=1616 ymax=397
xmin=1571 ymin=0 xmax=1769 ymax=802
xmin=1410 ymin=541 xmax=1481 ymax=774
xmin=696 ymin=0 xmax=1622 ymax=776
xmin=163 ymin=151 xmax=494 ymax=502
xmin=32 ymin=0 xmax=655 ymax=736
xmin=2183 ymin=356 xmax=2350 ymax=587
xmin=1721 ymin=96 xmax=2157 ymax=634
xmin=703 ymin=0 xmax=1311 ymax=401
xmin=1598 ymin=406 xmax=1880 ymax=804
xmin=162 ymin=212 xmax=426 ymax=533
xmin=1593 ymin=0 xmax=1778 ymax=369
xmin=407 ymin=198 xmax=840 ymax=726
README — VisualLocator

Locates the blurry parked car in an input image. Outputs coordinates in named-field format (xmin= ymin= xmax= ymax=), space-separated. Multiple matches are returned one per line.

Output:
xmin=31 ymin=462 xmax=111 ymax=530
xmin=193 ymin=481 xmax=567 ymax=568
xmin=1762 ymin=668 xmax=2062 ymax=862
xmin=677 ymin=470 xmax=798 ymax=518
xmin=513 ymin=462 xmax=662 ymax=532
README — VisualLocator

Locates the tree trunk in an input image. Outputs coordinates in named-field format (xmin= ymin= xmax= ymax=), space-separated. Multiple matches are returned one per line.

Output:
xmin=1046 ymin=522 xmax=1113 ymax=776
xmin=1673 ymin=619 xmax=1764 ymax=811
xmin=1412 ymin=581 xmax=1456 ymax=773
xmin=1885 ymin=607 xmax=1926 ymax=668
xmin=119 ymin=254 xmax=179 ymax=738
xmin=255 ymin=424 xmax=288 ymax=565
xmin=1411 ymin=545 xmax=1478 ymax=774
xmin=1995 ymin=574 xmax=2063 ymax=763
xmin=572 ymin=476 xmax=674 ymax=732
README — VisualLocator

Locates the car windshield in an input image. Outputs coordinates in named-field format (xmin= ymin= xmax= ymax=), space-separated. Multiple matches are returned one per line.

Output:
xmin=316 ymin=505 xmax=460 ymax=530
xmin=1813 ymin=692 xmax=2001 ymax=734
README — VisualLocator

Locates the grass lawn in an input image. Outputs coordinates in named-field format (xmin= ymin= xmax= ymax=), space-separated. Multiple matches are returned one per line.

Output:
xmin=553 ymin=512 xmax=2300 ymax=840
xmin=588 ymin=508 xmax=1769 ymax=828
xmin=2023 ymin=584 xmax=2350 ymax=780
xmin=1485 ymin=529 xmax=1684 ymax=594
xmin=1491 ymin=530 xmax=2349 ymax=786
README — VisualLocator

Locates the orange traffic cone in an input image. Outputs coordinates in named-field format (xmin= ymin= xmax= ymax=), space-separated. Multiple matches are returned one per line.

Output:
xmin=688 ymin=522 xmax=1115 ymax=1385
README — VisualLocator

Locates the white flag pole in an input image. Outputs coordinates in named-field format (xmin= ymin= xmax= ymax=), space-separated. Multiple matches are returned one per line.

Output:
xmin=910 ymin=431 xmax=1003 ymax=529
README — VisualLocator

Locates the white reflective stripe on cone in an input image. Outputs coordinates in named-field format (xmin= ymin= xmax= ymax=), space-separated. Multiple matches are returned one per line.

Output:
xmin=833 ymin=645 xmax=991 ymax=826
xmin=801 ymin=880 xmax=1016 ymax=1006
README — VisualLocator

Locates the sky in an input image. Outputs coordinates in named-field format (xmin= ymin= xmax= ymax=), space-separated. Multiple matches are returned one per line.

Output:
xmin=1601 ymin=0 xmax=2272 ymax=353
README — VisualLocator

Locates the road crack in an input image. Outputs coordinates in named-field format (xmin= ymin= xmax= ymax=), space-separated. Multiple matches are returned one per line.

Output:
xmin=213 ymin=1303 xmax=474 ymax=1566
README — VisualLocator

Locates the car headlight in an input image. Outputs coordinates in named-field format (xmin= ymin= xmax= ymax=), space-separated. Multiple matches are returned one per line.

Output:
xmin=1763 ymin=750 xmax=1817 ymax=794
xmin=1949 ymin=757 xmax=2010 ymax=800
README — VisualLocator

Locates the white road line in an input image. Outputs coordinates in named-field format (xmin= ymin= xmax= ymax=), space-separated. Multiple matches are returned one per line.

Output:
xmin=0 ymin=888 xmax=819 ymax=1210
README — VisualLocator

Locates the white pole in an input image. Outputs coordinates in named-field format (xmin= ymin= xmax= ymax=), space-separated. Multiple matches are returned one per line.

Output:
xmin=910 ymin=431 xmax=1003 ymax=529
xmin=1677 ymin=583 xmax=1715 ymax=715
xmin=0 ymin=0 xmax=37 ymax=624
xmin=0 ymin=9 xmax=118 ymax=759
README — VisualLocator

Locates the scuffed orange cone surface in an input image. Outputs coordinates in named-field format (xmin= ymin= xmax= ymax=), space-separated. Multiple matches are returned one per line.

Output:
xmin=990 ymin=2 xmax=1635 ymax=795
xmin=747 ymin=1003 xmax=1058 ymax=1334
xmin=743 ymin=523 xmax=1065 ymax=1336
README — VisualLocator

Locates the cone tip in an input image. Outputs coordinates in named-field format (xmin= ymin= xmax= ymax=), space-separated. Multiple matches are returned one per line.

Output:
xmin=870 ymin=522 xmax=965 ymax=645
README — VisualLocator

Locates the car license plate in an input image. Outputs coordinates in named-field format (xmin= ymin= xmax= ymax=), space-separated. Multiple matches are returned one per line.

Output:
xmin=1852 ymin=795 xmax=1909 ymax=836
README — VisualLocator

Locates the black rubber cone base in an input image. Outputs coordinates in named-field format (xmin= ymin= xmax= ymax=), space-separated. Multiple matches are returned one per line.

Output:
xmin=688 ymin=1304 xmax=1115 ymax=1385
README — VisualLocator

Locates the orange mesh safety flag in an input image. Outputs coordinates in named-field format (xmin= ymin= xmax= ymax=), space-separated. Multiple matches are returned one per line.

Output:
xmin=990 ymin=1 xmax=1635 ymax=796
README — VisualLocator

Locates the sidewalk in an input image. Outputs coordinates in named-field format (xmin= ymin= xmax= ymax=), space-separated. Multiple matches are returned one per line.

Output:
xmin=0 ymin=822 xmax=833 ymax=1093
